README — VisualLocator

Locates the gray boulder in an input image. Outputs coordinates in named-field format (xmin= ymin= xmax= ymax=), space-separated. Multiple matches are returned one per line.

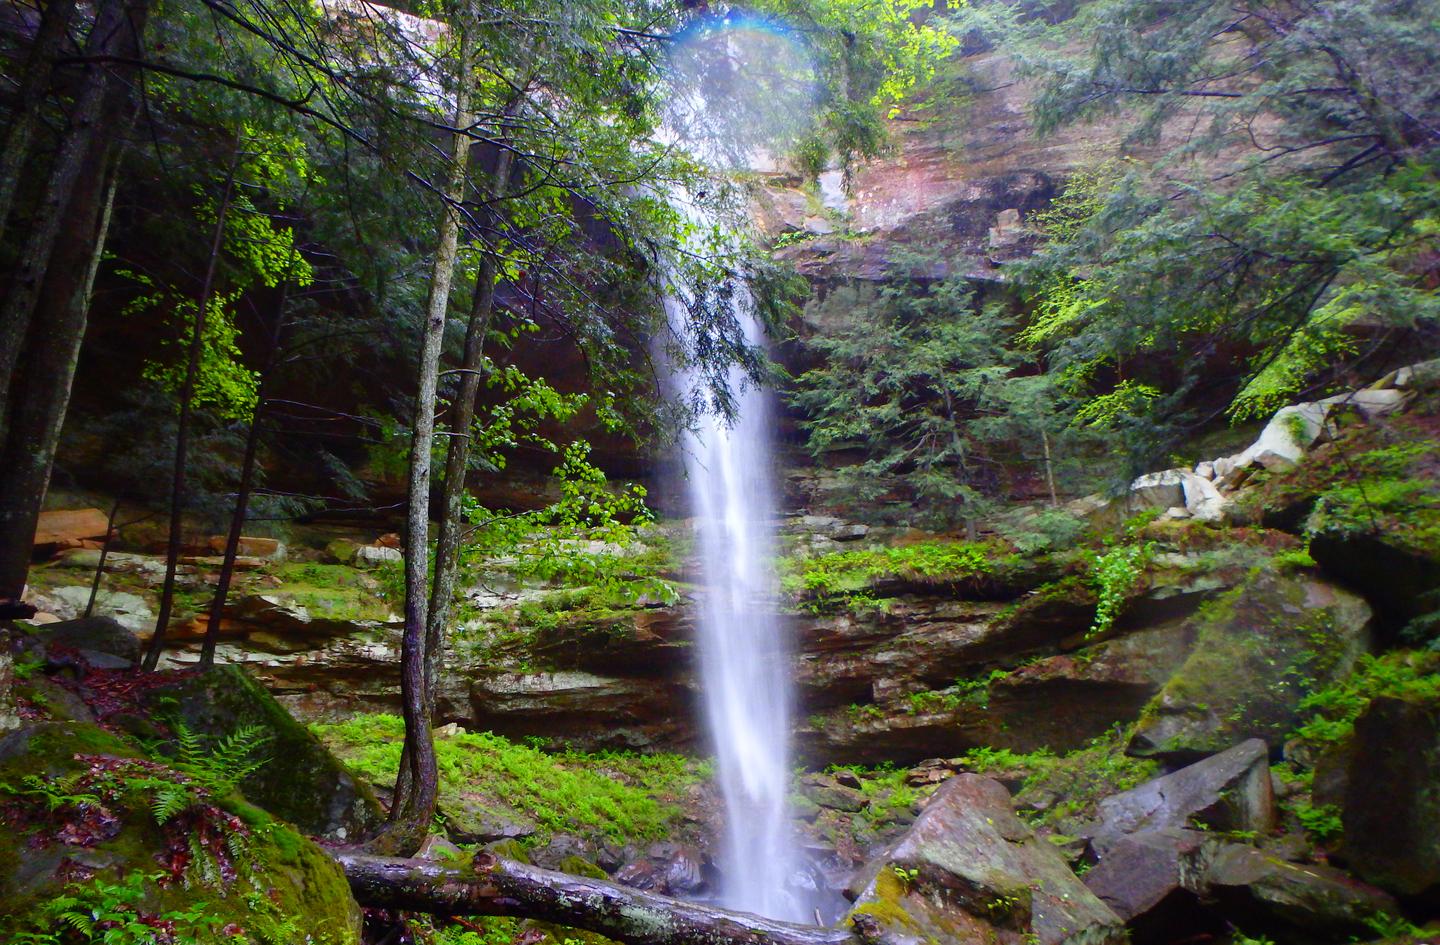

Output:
xmin=35 ymin=615 xmax=141 ymax=664
xmin=1089 ymin=739 xmax=1274 ymax=857
xmin=1083 ymin=830 xmax=1211 ymax=936
xmin=1204 ymin=844 xmax=1398 ymax=938
xmin=1129 ymin=572 xmax=1371 ymax=760
xmin=1332 ymin=694 xmax=1440 ymax=902
xmin=847 ymin=774 xmax=1125 ymax=945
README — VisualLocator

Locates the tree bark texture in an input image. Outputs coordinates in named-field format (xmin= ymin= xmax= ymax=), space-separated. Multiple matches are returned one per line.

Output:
xmin=0 ymin=0 xmax=80 ymax=238
xmin=0 ymin=0 xmax=126 ymax=441
xmin=337 ymin=853 xmax=862 ymax=945
xmin=143 ymin=143 xmax=242 ymax=672
xmin=422 ymin=123 xmax=518 ymax=706
xmin=0 ymin=0 xmax=148 ymax=606
xmin=378 ymin=18 xmax=476 ymax=855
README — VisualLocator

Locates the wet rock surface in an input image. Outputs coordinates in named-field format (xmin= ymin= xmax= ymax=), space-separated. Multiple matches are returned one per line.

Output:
xmin=847 ymin=774 xmax=1126 ymax=945
xmin=1087 ymin=739 xmax=1275 ymax=857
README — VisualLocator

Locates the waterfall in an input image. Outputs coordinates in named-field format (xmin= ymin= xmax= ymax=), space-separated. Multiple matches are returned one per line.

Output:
xmin=669 ymin=250 xmax=803 ymax=922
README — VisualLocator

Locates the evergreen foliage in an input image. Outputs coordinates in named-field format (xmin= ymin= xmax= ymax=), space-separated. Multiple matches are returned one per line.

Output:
xmin=955 ymin=0 xmax=1440 ymax=464
xmin=789 ymin=254 xmax=1084 ymax=528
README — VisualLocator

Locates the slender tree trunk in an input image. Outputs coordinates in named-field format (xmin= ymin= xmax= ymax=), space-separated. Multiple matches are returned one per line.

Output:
xmin=0 ymin=0 xmax=79 ymax=238
xmin=336 ymin=852 xmax=862 ymax=945
xmin=198 ymin=279 xmax=292 ymax=668
xmin=422 ymin=140 xmax=516 ymax=705
xmin=142 ymin=144 xmax=242 ymax=671
xmin=0 ymin=0 xmax=147 ymax=609
xmin=0 ymin=0 xmax=127 ymax=441
xmin=84 ymin=499 xmax=121 ymax=617
xmin=374 ymin=16 xmax=476 ymax=856
xmin=1041 ymin=429 xmax=1058 ymax=508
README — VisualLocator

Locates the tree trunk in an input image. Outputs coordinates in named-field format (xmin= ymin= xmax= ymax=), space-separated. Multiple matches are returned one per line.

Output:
xmin=0 ymin=0 xmax=147 ymax=608
xmin=336 ymin=852 xmax=861 ymax=945
xmin=198 ymin=278 xmax=292 ymax=668
xmin=0 ymin=0 xmax=80 ymax=237
xmin=0 ymin=0 xmax=128 ymax=442
xmin=143 ymin=143 xmax=242 ymax=672
xmin=422 ymin=134 xmax=516 ymax=705
xmin=375 ymin=16 xmax=476 ymax=856
xmin=84 ymin=499 xmax=121 ymax=617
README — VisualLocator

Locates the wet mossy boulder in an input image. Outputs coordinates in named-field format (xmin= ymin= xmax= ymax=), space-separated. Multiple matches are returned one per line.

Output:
xmin=847 ymin=773 xmax=1125 ymax=945
xmin=33 ymin=615 xmax=141 ymax=664
xmin=1129 ymin=572 xmax=1372 ymax=761
xmin=1087 ymin=739 xmax=1275 ymax=857
xmin=0 ymin=720 xmax=362 ymax=944
xmin=1331 ymin=692 xmax=1440 ymax=903
xmin=137 ymin=665 xmax=383 ymax=840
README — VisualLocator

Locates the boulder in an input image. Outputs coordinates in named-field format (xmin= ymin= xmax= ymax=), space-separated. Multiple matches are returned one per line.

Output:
xmin=1181 ymin=474 xmax=1229 ymax=523
xmin=1083 ymin=830 xmax=1214 ymax=939
xmin=802 ymin=774 xmax=869 ymax=812
xmin=1238 ymin=403 xmax=1330 ymax=472
xmin=34 ymin=615 xmax=141 ymax=664
xmin=48 ymin=587 xmax=153 ymax=634
xmin=1085 ymin=833 xmax=1398 ymax=943
xmin=136 ymin=665 xmax=384 ymax=840
xmin=32 ymin=508 xmax=112 ymax=550
xmin=1203 ymin=843 xmax=1398 ymax=939
xmin=1394 ymin=357 xmax=1440 ymax=390
xmin=847 ymin=774 xmax=1125 ymax=945
xmin=354 ymin=544 xmax=402 ymax=568
xmin=1332 ymin=694 xmax=1440 ymax=902
xmin=440 ymin=797 xmax=537 ymax=844
xmin=1128 ymin=469 xmax=1186 ymax=510
xmin=1129 ymin=571 xmax=1371 ymax=760
xmin=1319 ymin=388 xmax=1411 ymax=420
xmin=614 ymin=843 xmax=707 ymax=896
xmin=1088 ymin=739 xmax=1274 ymax=857
xmin=207 ymin=535 xmax=285 ymax=559
xmin=324 ymin=538 xmax=360 ymax=564
xmin=0 ymin=721 xmax=361 ymax=944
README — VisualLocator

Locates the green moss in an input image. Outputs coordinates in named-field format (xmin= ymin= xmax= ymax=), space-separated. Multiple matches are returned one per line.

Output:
xmin=0 ymin=721 xmax=361 ymax=945
xmin=140 ymin=666 xmax=383 ymax=837
xmin=1290 ymin=650 xmax=1440 ymax=753
xmin=850 ymin=868 xmax=931 ymax=939
xmin=557 ymin=855 xmax=609 ymax=879
xmin=781 ymin=540 xmax=1017 ymax=613
xmin=970 ymin=727 xmax=1158 ymax=828
xmin=313 ymin=713 xmax=708 ymax=846
xmin=268 ymin=561 xmax=392 ymax=622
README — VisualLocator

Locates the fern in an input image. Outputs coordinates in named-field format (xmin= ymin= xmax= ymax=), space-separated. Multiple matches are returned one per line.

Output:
xmin=172 ymin=721 xmax=272 ymax=794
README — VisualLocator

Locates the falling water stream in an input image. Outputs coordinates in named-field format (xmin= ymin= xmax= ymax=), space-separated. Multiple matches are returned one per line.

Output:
xmin=669 ymin=259 xmax=803 ymax=922
xmin=657 ymin=12 xmax=824 ymax=921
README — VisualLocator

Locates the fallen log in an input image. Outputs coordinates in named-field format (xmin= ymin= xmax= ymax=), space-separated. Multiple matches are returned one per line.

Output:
xmin=336 ymin=851 xmax=863 ymax=945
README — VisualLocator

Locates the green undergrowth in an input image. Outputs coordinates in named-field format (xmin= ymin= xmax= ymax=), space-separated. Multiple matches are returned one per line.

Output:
xmin=268 ymin=561 xmax=393 ymax=621
xmin=1305 ymin=440 xmax=1440 ymax=549
xmin=0 ymin=722 xmax=358 ymax=944
xmin=456 ymin=581 xmax=683 ymax=661
xmin=1273 ymin=650 xmax=1440 ymax=844
xmin=1289 ymin=650 xmax=1440 ymax=754
xmin=962 ymin=726 xmax=1160 ymax=828
xmin=906 ymin=668 xmax=1018 ymax=715
xmin=420 ymin=915 xmax=620 ymax=945
xmin=311 ymin=714 xmax=708 ymax=845
xmin=781 ymin=539 xmax=1016 ymax=613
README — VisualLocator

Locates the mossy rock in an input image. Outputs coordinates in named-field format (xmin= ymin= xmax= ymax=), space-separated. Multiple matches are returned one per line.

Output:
xmin=1129 ymin=571 xmax=1373 ymax=762
xmin=0 ymin=721 xmax=362 ymax=944
xmin=138 ymin=665 xmax=383 ymax=839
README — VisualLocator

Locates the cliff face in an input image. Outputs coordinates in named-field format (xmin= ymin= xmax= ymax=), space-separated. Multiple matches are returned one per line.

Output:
xmin=755 ymin=51 xmax=1118 ymax=283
